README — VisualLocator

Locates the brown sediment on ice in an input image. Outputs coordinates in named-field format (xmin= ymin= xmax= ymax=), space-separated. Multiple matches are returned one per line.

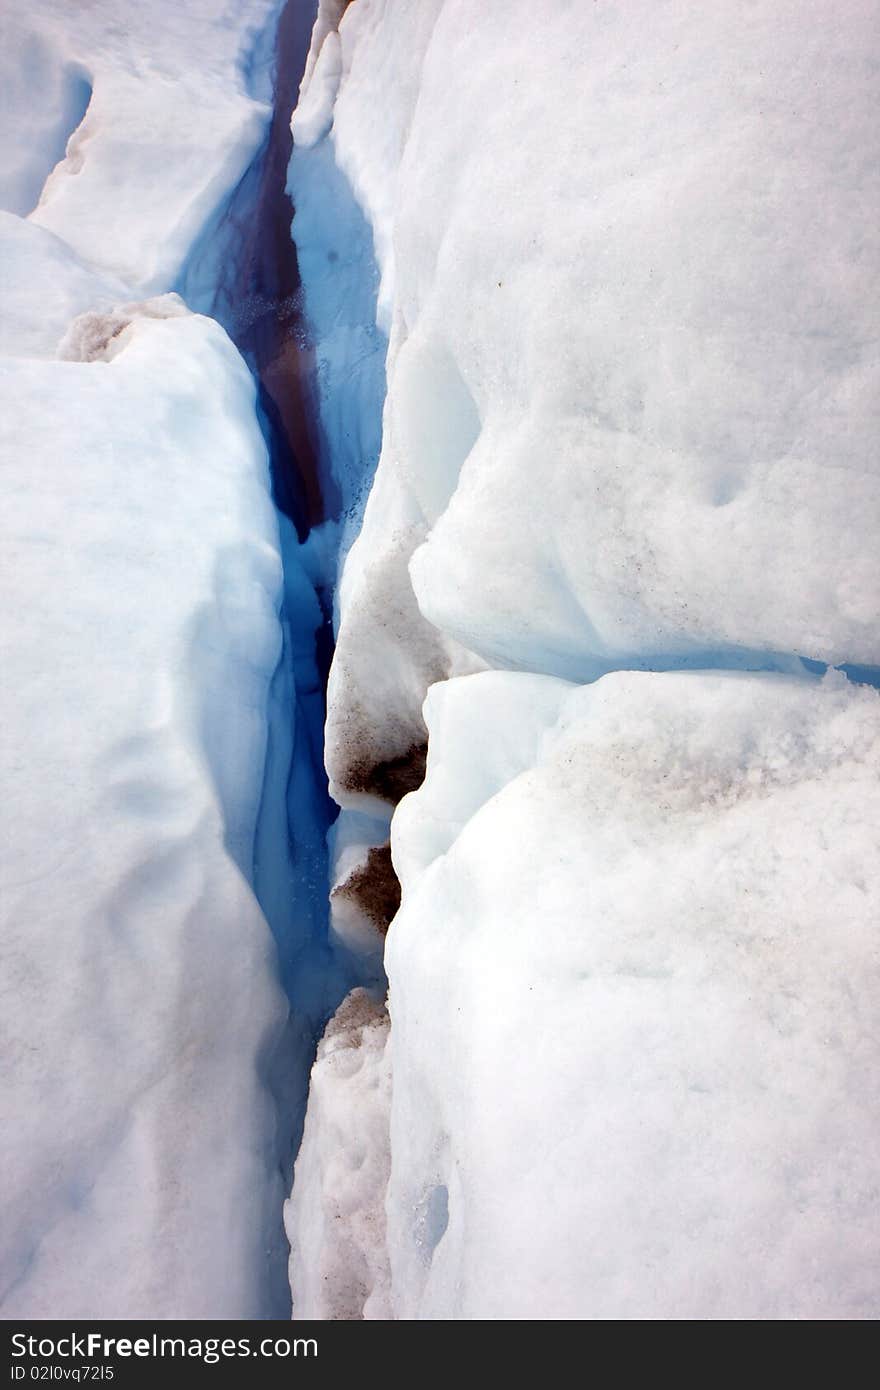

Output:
xmin=323 ymin=986 xmax=388 ymax=1045
xmin=344 ymin=741 xmax=428 ymax=806
xmin=332 ymin=844 xmax=402 ymax=937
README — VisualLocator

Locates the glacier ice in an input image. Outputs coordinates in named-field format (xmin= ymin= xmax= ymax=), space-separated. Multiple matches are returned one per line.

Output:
xmin=0 ymin=0 xmax=326 ymax=1320
xmin=284 ymin=987 xmax=392 ymax=1320
xmin=386 ymin=668 xmax=880 ymax=1318
xmin=326 ymin=0 xmax=880 ymax=746
xmin=2 ymin=0 xmax=281 ymax=293
xmin=0 ymin=307 xmax=287 ymax=1317
xmin=286 ymin=0 xmax=880 ymax=1320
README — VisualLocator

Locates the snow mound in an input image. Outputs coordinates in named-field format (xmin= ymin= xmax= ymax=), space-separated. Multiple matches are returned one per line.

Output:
xmin=0 ymin=307 xmax=287 ymax=1317
xmin=285 ymin=988 xmax=392 ymax=1320
xmin=386 ymin=669 xmax=880 ymax=1318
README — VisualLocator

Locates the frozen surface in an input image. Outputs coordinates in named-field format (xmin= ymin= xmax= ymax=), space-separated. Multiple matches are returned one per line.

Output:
xmin=319 ymin=0 xmax=879 ymax=774
xmin=287 ymin=109 xmax=387 ymax=582
xmin=0 ymin=0 xmax=282 ymax=292
xmin=289 ymin=0 xmax=880 ymax=1321
xmin=0 ymin=307 xmax=287 ymax=1317
xmin=0 ymin=213 xmax=124 ymax=358
xmin=284 ymin=988 xmax=392 ymax=1320
xmin=0 ymin=0 xmax=310 ymax=1319
xmin=387 ymin=670 xmax=880 ymax=1319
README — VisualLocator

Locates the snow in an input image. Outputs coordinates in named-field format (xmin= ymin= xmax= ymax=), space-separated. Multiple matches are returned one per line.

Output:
xmin=0 ymin=306 xmax=287 ymax=1317
xmin=0 ymin=0 xmax=306 ymax=1320
xmin=290 ymin=29 xmax=342 ymax=149
xmin=0 ymin=213 xmax=124 ymax=359
xmin=1 ymin=0 xmax=281 ymax=292
xmin=287 ymin=0 xmax=880 ymax=1321
xmin=327 ymin=810 xmax=394 ymax=968
xmin=284 ymin=988 xmax=392 ymax=1320
xmin=386 ymin=669 xmax=880 ymax=1319
xmin=317 ymin=0 xmax=879 ymax=770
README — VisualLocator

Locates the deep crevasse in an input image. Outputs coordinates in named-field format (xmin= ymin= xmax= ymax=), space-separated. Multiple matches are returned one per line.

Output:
xmin=286 ymin=0 xmax=880 ymax=1319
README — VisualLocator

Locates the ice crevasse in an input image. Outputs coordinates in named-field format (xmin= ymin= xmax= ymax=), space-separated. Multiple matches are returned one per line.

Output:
xmin=286 ymin=0 xmax=880 ymax=1319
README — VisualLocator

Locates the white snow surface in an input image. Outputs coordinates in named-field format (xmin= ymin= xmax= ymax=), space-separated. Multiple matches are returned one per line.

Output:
xmin=287 ymin=0 xmax=880 ymax=1321
xmin=1 ymin=0 xmax=296 ymax=1319
xmin=387 ymin=669 xmax=880 ymax=1319
xmin=318 ymin=0 xmax=879 ymax=770
xmin=0 ymin=304 xmax=288 ymax=1318
xmin=0 ymin=0 xmax=281 ymax=291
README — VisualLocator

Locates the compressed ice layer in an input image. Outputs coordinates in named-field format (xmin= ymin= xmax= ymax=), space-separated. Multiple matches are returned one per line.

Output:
xmin=0 ymin=306 xmax=287 ymax=1317
xmin=284 ymin=988 xmax=392 ymax=1320
xmin=386 ymin=668 xmax=880 ymax=1319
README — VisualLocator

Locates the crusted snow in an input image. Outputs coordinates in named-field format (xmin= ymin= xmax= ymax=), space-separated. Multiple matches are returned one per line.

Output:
xmin=330 ymin=0 xmax=879 ymax=740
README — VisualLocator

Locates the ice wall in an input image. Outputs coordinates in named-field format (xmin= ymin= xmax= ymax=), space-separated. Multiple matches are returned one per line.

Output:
xmin=286 ymin=0 xmax=880 ymax=1319
xmin=0 ymin=0 xmax=316 ymax=1318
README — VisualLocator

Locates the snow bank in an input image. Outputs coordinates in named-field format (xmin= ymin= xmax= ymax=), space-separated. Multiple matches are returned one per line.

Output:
xmin=0 ymin=0 xmax=303 ymax=1318
xmin=0 ymin=301 xmax=289 ymax=1317
xmin=386 ymin=669 xmax=880 ymax=1319
xmin=1 ymin=0 xmax=281 ymax=293
xmin=284 ymin=988 xmax=392 ymax=1320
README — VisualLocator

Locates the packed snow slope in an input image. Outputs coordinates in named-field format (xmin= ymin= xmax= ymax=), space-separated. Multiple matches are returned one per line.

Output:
xmin=0 ymin=0 xmax=311 ymax=1318
xmin=287 ymin=0 xmax=880 ymax=1319
xmin=0 ymin=0 xmax=282 ymax=290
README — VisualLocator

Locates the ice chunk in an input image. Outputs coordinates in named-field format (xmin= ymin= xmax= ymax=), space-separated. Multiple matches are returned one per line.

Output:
xmin=392 ymin=670 xmax=573 ymax=893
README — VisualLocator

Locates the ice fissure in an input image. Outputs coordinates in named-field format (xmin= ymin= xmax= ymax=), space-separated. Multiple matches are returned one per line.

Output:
xmin=177 ymin=0 xmax=387 ymax=1310
xmin=180 ymin=0 xmax=391 ymax=1312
